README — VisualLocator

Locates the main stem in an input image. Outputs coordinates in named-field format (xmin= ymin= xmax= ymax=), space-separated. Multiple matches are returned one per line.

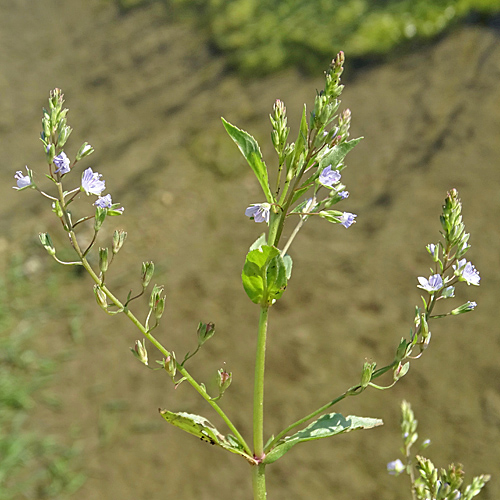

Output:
xmin=252 ymin=305 xmax=269 ymax=499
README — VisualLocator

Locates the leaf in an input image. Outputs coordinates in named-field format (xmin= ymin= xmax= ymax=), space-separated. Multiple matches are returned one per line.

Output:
xmin=319 ymin=137 xmax=363 ymax=170
xmin=263 ymin=413 xmax=383 ymax=464
xmin=159 ymin=410 xmax=257 ymax=464
xmin=221 ymin=118 xmax=273 ymax=203
xmin=242 ymin=245 xmax=287 ymax=305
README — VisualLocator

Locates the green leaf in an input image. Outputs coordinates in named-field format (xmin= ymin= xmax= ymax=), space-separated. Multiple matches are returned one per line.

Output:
xmin=159 ymin=410 xmax=257 ymax=464
xmin=242 ymin=245 xmax=287 ymax=305
xmin=263 ymin=412 xmax=383 ymax=464
xmin=319 ymin=137 xmax=363 ymax=170
xmin=221 ymin=118 xmax=273 ymax=203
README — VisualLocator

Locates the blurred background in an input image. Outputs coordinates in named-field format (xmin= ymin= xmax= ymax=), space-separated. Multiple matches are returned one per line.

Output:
xmin=1 ymin=0 xmax=499 ymax=498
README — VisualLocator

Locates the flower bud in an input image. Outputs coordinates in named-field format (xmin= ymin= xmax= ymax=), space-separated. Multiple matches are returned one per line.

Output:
xmin=360 ymin=361 xmax=376 ymax=389
xmin=149 ymin=284 xmax=164 ymax=309
xmin=164 ymin=352 xmax=177 ymax=378
xmin=130 ymin=339 xmax=148 ymax=366
xmin=99 ymin=247 xmax=109 ymax=274
xmin=393 ymin=361 xmax=410 ymax=381
xmin=197 ymin=322 xmax=215 ymax=346
xmin=217 ymin=368 xmax=232 ymax=393
xmin=154 ymin=296 xmax=166 ymax=320
xmin=75 ymin=142 xmax=94 ymax=161
xmin=39 ymin=232 xmax=56 ymax=256
xmin=94 ymin=206 xmax=107 ymax=231
xmin=112 ymin=230 xmax=127 ymax=254
xmin=141 ymin=261 xmax=155 ymax=288
xmin=93 ymin=284 xmax=108 ymax=311
xmin=451 ymin=301 xmax=477 ymax=315
xmin=52 ymin=200 xmax=64 ymax=218
xmin=57 ymin=125 xmax=72 ymax=148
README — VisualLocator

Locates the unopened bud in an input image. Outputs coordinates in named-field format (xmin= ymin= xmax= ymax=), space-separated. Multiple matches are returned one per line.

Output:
xmin=394 ymin=361 xmax=410 ymax=381
xmin=57 ymin=125 xmax=72 ymax=148
xmin=154 ymin=296 xmax=166 ymax=320
xmin=217 ymin=368 xmax=232 ymax=393
xmin=112 ymin=230 xmax=127 ymax=254
xmin=451 ymin=301 xmax=477 ymax=315
xmin=75 ymin=142 xmax=94 ymax=161
xmin=130 ymin=339 xmax=148 ymax=366
xmin=419 ymin=313 xmax=429 ymax=338
xmin=360 ymin=361 xmax=376 ymax=389
xmin=39 ymin=232 xmax=56 ymax=256
xmin=99 ymin=247 xmax=109 ymax=274
xmin=94 ymin=206 xmax=106 ymax=231
xmin=164 ymin=352 xmax=177 ymax=378
xmin=52 ymin=200 xmax=64 ymax=218
xmin=197 ymin=322 xmax=215 ymax=346
xmin=141 ymin=261 xmax=155 ymax=288
xmin=149 ymin=284 xmax=164 ymax=309
xmin=93 ymin=285 xmax=108 ymax=311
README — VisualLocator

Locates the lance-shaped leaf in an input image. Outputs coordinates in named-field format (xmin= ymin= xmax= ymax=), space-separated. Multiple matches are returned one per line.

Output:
xmin=263 ymin=412 xmax=383 ymax=464
xmin=222 ymin=118 xmax=273 ymax=203
xmin=319 ymin=137 xmax=363 ymax=170
xmin=242 ymin=245 xmax=287 ymax=305
xmin=159 ymin=410 xmax=257 ymax=464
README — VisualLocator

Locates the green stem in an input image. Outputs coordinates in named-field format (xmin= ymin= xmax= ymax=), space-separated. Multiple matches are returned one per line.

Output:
xmin=76 ymin=241 xmax=252 ymax=455
xmin=265 ymin=361 xmax=398 ymax=452
xmin=252 ymin=463 xmax=267 ymax=500
xmin=253 ymin=305 xmax=269 ymax=459
xmin=53 ymin=181 xmax=251 ymax=456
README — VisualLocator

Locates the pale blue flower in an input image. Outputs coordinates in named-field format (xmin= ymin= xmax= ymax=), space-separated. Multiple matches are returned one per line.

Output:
xmin=338 ymin=190 xmax=349 ymax=199
xmin=94 ymin=194 xmax=124 ymax=214
xmin=426 ymin=243 xmax=438 ymax=259
xmin=13 ymin=167 xmax=32 ymax=189
xmin=319 ymin=165 xmax=341 ymax=187
xmin=81 ymin=167 xmax=105 ymax=196
xmin=338 ymin=212 xmax=356 ymax=228
xmin=94 ymin=194 xmax=113 ymax=208
xmin=453 ymin=258 xmax=480 ymax=286
xmin=387 ymin=459 xmax=405 ymax=476
xmin=417 ymin=274 xmax=443 ymax=292
xmin=245 ymin=203 xmax=270 ymax=223
xmin=53 ymin=152 xmax=70 ymax=174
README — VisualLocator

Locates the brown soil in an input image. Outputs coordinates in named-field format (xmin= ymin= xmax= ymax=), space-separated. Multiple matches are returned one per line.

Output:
xmin=1 ymin=1 xmax=499 ymax=499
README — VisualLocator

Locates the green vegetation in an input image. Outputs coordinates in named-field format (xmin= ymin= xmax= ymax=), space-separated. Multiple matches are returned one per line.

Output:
xmin=115 ymin=0 xmax=499 ymax=75
xmin=0 ymin=255 xmax=85 ymax=499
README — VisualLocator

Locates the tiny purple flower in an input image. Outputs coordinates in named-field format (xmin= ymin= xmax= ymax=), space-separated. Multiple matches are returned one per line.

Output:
xmin=319 ymin=165 xmax=341 ymax=187
xmin=453 ymin=258 xmax=480 ymax=286
xmin=13 ymin=167 xmax=32 ymax=189
xmin=338 ymin=190 xmax=349 ymax=200
xmin=94 ymin=194 xmax=113 ymax=209
xmin=81 ymin=167 xmax=105 ymax=196
xmin=387 ymin=459 xmax=405 ymax=476
xmin=338 ymin=212 xmax=356 ymax=228
xmin=426 ymin=243 xmax=438 ymax=259
xmin=53 ymin=152 xmax=70 ymax=174
xmin=94 ymin=194 xmax=124 ymax=214
xmin=245 ymin=203 xmax=270 ymax=224
xmin=417 ymin=274 xmax=443 ymax=293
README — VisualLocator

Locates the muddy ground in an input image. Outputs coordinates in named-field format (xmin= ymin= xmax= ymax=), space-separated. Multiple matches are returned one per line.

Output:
xmin=1 ymin=1 xmax=499 ymax=499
